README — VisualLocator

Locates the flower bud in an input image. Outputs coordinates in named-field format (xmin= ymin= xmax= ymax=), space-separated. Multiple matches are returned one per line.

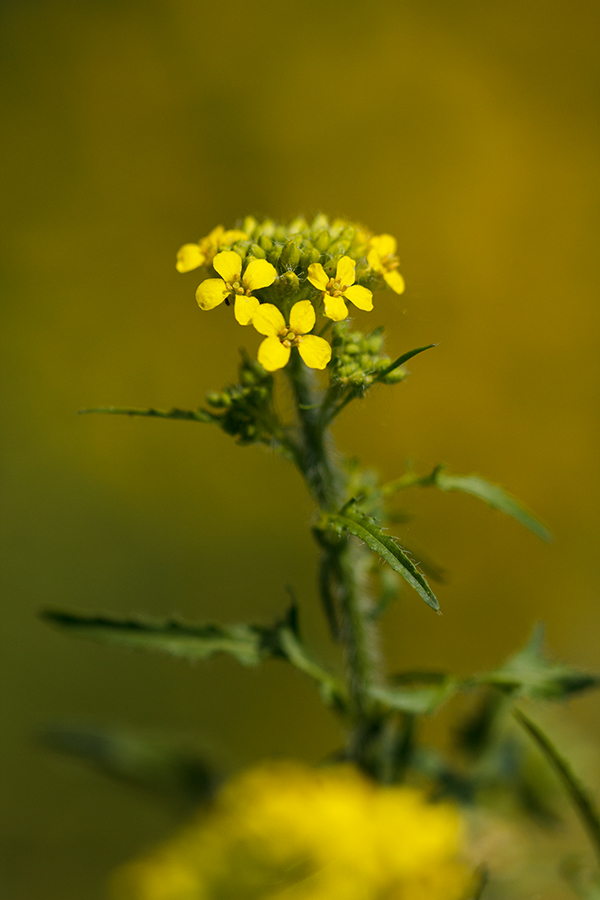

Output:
xmin=258 ymin=235 xmax=273 ymax=252
xmin=315 ymin=230 xmax=330 ymax=252
xmin=280 ymin=240 xmax=301 ymax=270
xmin=301 ymin=247 xmax=321 ymax=268
xmin=247 ymin=243 xmax=267 ymax=260
xmin=232 ymin=240 xmax=250 ymax=260
xmin=242 ymin=216 xmax=257 ymax=236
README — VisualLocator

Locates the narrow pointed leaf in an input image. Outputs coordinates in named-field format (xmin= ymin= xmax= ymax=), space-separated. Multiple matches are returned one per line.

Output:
xmin=41 ymin=609 xmax=277 ymax=665
xmin=79 ymin=406 xmax=217 ymax=423
xmin=433 ymin=470 xmax=552 ymax=543
xmin=514 ymin=707 xmax=600 ymax=866
xmin=325 ymin=510 xmax=440 ymax=611
xmin=375 ymin=344 xmax=437 ymax=380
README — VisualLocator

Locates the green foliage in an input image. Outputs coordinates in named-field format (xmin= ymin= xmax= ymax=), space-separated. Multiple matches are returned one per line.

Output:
xmin=322 ymin=507 xmax=440 ymax=611
xmin=41 ymin=607 xmax=348 ymax=712
xmin=472 ymin=625 xmax=600 ymax=700
xmin=433 ymin=470 xmax=553 ymax=543
xmin=514 ymin=708 xmax=600 ymax=866
xmin=38 ymin=724 xmax=215 ymax=809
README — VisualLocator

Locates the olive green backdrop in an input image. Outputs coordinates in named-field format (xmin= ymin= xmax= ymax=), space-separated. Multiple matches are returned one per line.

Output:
xmin=1 ymin=1 xmax=599 ymax=897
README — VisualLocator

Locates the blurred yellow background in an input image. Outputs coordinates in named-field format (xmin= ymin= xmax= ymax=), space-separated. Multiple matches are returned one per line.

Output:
xmin=1 ymin=0 xmax=599 ymax=897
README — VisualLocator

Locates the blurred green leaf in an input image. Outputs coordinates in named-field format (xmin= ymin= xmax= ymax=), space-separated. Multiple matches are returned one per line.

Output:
xmin=433 ymin=469 xmax=552 ymax=542
xmin=472 ymin=625 xmax=600 ymax=700
xmin=514 ymin=708 xmax=600 ymax=866
xmin=324 ymin=509 xmax=440 ymax=611
xmin=41 ymin=607 xmax=348 ymax=711
xmin=79 ymin=405 xmax=218 ymax=423
xmin=38 ymin=724 xmax=215 ymax=808
xmin=42 ymin=609 xmax=276 ymax=665
xmin=370 ymin=677 xmax=457 ymax=715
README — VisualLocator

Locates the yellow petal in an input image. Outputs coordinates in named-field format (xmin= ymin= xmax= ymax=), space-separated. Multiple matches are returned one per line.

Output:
xmin=297 ymin=335 xmax=332 ymax=370
xmin=289 ymin=300 xmax=315 ymax=335
xmin=367 ymin=247 xmax=382 ymax=271
xmin=221 ymin=229 xmax=248 ymax=245
xmin=257 ymin=336 xmax=290 ymax=371
xmin=195 ymin=278 xmax=229 ymax=310
xmin=370 ymin=234 xmax=397 ymax=257
xmin=335 ymin=256 xmax=356 ymax=287
xmin=243 ymin=259 xmax=277 ymax=292
xmin=176 ymin=243 xmax=204 ymax=273
xmin=343 ymin=284 xmax=373 ymax=311
xmin=234 ymin=294 xmax=260 ymax=325
xmin=323 ymin=294 xmax=348 ymax=321
xmin=213 ymin=250 xmax=242 ymax=284
xmin=307 ymin=263 xmax=329 ymax=291
xmin=252 ymin=303 xmax=286 ymax=337
xmin=384 ymin=269 xmax=406 ymax=294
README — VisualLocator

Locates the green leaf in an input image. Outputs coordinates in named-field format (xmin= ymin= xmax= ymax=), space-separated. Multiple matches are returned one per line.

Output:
xmin=79 ymin=406 xmax=217 ymax=423
xmin=41 ymin=609 xmax=279 ymax=666
xmin=514 ymin=707 xmax=600 ymax=866
xmin=433 ymin=469 xmax=552 ymax=543
xmin=324 ymin=510 xmax=440 ymax=611
xmin=41 ymin=607 xmax=348 ymax=711
xmin=473 ymin=625 xmax=600 ymax=700
xmin=375 ymin=344 xmax=437 ymax=380
xmin=38 ymin=724 xmax=215 ymax=808
xmin=370 ymin=677 xmax=456 ymax=715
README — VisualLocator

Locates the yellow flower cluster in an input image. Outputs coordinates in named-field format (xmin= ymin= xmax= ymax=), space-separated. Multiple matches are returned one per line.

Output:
xmin=112 ymin=762 xmax=472 ymax=900
xmin=176 ymin=216 xmax=406 ymax=372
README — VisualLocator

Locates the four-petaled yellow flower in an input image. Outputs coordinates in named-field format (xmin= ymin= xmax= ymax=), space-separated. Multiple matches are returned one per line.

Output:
xmin=368 ymin=234 xmax=406 ymax=294
xmin=176 ymin=226 xmax=248 ymax=273
xmin=307 ymin=256 xmax=373 ymax=321
xmin=196 ymin=251 xmax=277 ymax=325
xmin=252 ymin=301 xmax=332 ymax=371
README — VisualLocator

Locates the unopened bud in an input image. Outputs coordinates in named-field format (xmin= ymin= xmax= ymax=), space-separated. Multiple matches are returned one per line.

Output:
xmin=315 ymin=231 xmax=330 ymax=252
xmin=258 ymin=235 xmax=273 ymax=252
xmin=248 ymin=243 xmax=267 ymax=259
xmin=280 ymin=240 xmax=301 ymax=270
xmin=242 ymin=216 xmax=257 ymax=236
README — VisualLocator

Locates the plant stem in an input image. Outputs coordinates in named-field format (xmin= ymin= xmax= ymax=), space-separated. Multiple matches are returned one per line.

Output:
xmin=286 ymin=351 xmax=383 ymax=765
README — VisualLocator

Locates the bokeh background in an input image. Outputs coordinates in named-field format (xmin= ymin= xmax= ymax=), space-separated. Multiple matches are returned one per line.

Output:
xmin=1 ymin=0 xmax=599 ymax=897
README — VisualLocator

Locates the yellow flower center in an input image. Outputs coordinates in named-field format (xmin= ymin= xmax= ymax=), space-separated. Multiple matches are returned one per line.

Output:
xmin=225 ymin=280 xmax=247 ymax=296
xmin=279 ymin=327 xmax=299 ymax=348
xmin=380 ymin=255 xmax=399 ymax=273
xmin=326 ymin=277 xmax=346 ymax=297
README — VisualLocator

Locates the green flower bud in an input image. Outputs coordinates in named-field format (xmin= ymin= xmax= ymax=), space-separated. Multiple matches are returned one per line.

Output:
xmin=233 ymin=240 xmax=251 ymax=260
xmin=310 ymin=213 xmax=329 ymax=232
xmin=258 ymin=235 xmax=273 ymax=252
xmin=280 ymin=240 xmax=301 ymax=270
xmin=254 ymin=219 xmax=274 ymax=239
xmin=315 ymin=231 xmax=330 ymax=252
xmin=301 ymin=247 xmax=321 ymax=268
xmin=206 ymin=391 xmax=231 ymax=408
xmin=274 ymin=271 xmax=300 ymax=296
xmin=242 ymin=216 xmax=257 ymax=236
xmin=273 ymin=225 xmax=287 ymax=241
xmin=248 ymin=243 xmax=267 ymax=259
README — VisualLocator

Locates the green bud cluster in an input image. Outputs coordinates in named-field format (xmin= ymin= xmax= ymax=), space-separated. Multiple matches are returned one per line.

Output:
xmin=329 ymin=323 xmax=406 ymax=390
xmin=205 ymin=354 xmax=277 ymax=444
xmin=228 ymin=213 xmax=381 ymax=292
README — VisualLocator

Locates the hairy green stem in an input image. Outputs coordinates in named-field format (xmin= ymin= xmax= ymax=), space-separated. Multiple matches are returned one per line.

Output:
xmin=286 ymin=351 xmax=383 ymax=765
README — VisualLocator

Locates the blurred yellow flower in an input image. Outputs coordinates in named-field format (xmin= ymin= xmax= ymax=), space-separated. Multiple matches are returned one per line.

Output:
xmin=252 ymin=301 xmax=331 ymax=371
xmin=176 ymin=226 xmax=248 ymax=273
xmin=196 ymin=251 xmax=277 ymax=325
xmin=112 ymin=762 xmax=472 ymax=900
xmin=307 ymin=256 xmax=373 ymax=321
xmin=367 ymin=234 xmax=406 ymax=294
